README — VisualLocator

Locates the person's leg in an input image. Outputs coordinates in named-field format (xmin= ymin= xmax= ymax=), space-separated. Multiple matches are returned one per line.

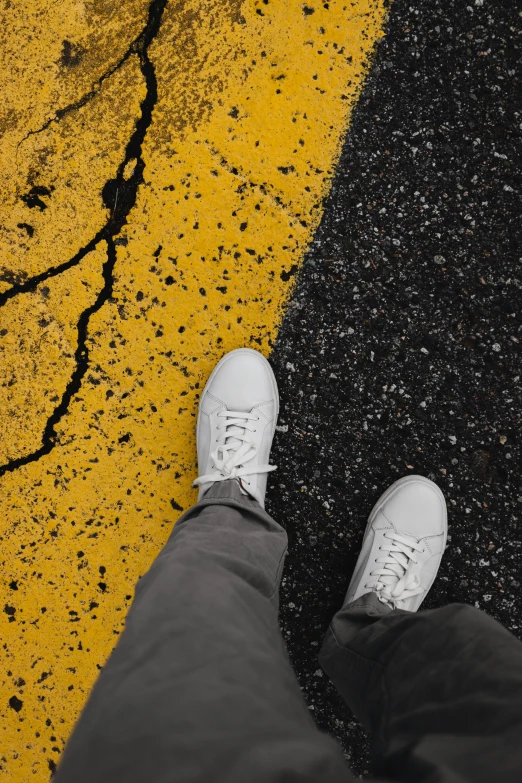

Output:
xmin=56 ymin=350 xmax=351 ymax=783
xmin=320 ymin=477 xmax=522 ymax=783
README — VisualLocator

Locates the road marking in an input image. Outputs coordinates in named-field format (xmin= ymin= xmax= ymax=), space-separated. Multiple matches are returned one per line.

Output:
xmin=0 ymin=1 xmax=387 ymax=777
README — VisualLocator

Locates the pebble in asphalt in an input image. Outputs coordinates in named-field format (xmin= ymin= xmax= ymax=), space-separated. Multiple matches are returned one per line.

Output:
xmin=267 ymin=0 xmax=521 ymax=773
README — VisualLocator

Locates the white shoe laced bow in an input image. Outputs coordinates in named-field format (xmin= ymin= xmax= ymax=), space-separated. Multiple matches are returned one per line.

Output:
xmin=366 ymin=531 xmax=426 ymax=607
xmin=193 ymin=409 xmax=276 ymax=490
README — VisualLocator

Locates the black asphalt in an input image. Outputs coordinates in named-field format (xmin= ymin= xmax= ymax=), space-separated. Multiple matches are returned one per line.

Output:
xmin=268 ymin=0 xmax=521 ymax=772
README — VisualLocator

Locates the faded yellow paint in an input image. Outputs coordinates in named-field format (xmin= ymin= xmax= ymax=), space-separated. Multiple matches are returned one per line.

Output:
xmin=0 ymin=1 xmax=150 ymax=286
xmin=0 ymin=243 xmax=107 ymax=464
xmin=0 ymin=1 xmax=388 ymax=779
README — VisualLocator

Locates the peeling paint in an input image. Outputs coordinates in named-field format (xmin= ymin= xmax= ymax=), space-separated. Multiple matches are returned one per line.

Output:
xmin=0 ymin=1 xmax=388 ymax=779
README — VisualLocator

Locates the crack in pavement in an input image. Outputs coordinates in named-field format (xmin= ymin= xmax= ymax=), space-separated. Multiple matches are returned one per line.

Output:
xmin=0 ymin=228 xmax=108 ymax=307
xmin=16 ymin=2 xmax=167 ymax=159
xmin=0 ymin=0 xmax=169 ymax=478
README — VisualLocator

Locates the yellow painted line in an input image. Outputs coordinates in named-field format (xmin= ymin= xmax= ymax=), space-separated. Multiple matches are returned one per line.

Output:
xmin=0 ymin=1 xmax=388 ymax=778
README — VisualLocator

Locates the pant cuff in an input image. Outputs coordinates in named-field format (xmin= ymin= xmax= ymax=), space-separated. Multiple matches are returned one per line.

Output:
xmin=200 ymin=478 xmax=262 ymax=510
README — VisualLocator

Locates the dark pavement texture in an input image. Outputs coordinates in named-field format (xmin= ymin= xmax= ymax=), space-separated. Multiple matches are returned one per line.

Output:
xmin=268 ymin=0 xmax=521 ymax=774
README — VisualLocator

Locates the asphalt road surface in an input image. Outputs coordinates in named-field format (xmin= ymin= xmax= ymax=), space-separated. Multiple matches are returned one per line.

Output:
xmin=270 ymin=0 xmax=521 ymax=772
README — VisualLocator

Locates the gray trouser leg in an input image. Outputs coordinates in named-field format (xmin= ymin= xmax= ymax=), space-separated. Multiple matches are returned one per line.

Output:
xmin=55 ymin=481 xmax=351 ymax=783
xmin=319 ymin=592 xmax=522 ymax=783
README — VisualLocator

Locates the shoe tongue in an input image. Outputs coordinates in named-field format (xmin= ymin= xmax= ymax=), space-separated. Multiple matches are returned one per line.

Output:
xmin=377 ymin=546 xmax=410 ymax=590
xmin=225 ymin=422 xmax=247 ymax=452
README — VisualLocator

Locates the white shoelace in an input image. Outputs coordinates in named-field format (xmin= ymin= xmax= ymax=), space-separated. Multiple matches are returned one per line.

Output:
xmin=366 ymin=531 xmax=426 ymax=607
xmin=193 ymin=409 xmax=276 ymax=489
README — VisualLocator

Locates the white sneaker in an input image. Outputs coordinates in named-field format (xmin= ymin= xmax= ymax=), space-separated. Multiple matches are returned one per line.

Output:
xmin=193 ymin=348 xmax=279 ymax=508
xmin=345 ymin=476 xmax=448 ymax=611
